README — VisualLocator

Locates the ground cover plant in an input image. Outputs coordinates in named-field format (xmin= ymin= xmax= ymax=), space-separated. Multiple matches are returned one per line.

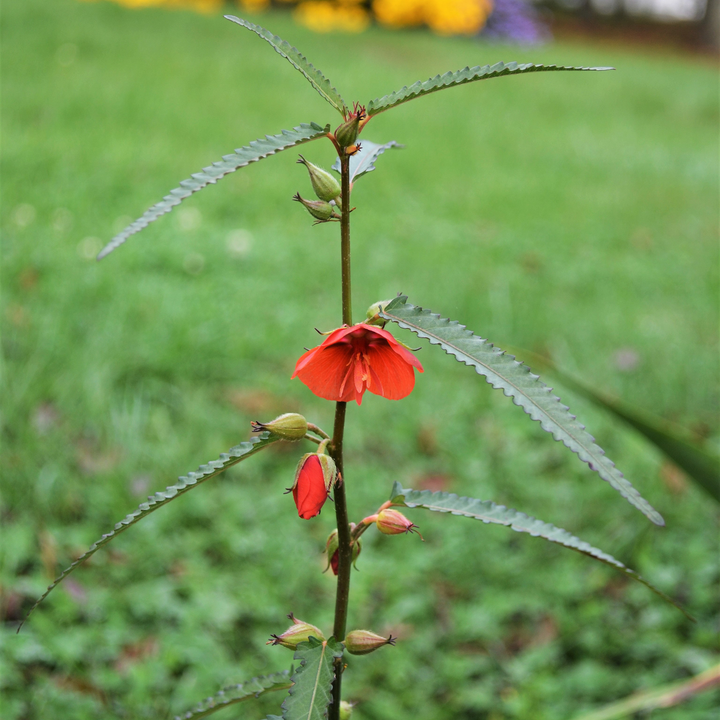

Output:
xmin=2 ymin=1 xmax=718 ymax=718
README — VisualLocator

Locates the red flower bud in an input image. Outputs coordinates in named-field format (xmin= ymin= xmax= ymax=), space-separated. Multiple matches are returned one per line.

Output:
xmin=376 ymin=509 xmax=422 ymax=538
xmin=267 ymin=613 xmax=325 ymax=650
xmin=343 ymin=629 xmax=396 ymax=656
xmin=290 ymin=451 xmax=337 ymax=519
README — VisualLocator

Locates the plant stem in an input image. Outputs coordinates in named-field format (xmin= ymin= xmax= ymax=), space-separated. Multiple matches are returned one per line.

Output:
xmin=329 ymin=151 xmax=353 ymax=720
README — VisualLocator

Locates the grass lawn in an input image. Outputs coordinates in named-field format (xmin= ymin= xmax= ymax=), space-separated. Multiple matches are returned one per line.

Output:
xmin=1 ymin=0 xmax=718 ymax=718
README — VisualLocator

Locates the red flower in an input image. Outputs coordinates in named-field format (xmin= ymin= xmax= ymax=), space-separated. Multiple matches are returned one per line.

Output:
xmin=292 ymin=323 xmax=423 ymax=405
xmin=291 ymin=453 xmax=336 ymax=519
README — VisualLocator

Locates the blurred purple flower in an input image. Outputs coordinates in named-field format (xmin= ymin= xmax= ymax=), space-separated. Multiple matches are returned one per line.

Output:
xmin=482 ymin=0 xmax=551 ymax=44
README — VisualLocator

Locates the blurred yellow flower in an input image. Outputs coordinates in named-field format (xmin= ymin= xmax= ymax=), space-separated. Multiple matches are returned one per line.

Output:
xmin=371 ymin=0 xmax=424 ymax=27
xmin=294 ymin=1 xmax=370 ymax=33
xmin=78 ymin=0 xmax=493 ymax=36
xmin=236 ymin=0 xmax=271 ymax=11
xmin=102 ymin=0 xmax=224 ymax=12
xmin=373 ymin=0 xmax=492 ymax=34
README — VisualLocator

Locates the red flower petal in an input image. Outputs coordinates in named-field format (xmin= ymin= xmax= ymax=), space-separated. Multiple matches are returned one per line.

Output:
xmin=292 ymin=455 xmax=329 ymax=519
xmin=292 ymin=323 xmax=423 ymax=404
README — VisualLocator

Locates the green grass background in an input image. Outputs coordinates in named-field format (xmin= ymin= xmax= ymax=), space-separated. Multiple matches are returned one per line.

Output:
xmin=1 ymin=0 xmax=718 ymax=718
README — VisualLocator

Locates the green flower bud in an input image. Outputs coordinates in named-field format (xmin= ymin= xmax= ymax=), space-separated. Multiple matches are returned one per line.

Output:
xmin=343 ymin=629 xmax=396 ymax=656
xmin=376 ymin=509 xmax=423 ymax=539
xmin=297 ymin=154 xmax=341 ymax=206
xmin=251 ymin=413 xmax=308 ymax=441
xmin=293 ymin=193 xmax=335 ymax=222
xmin=335 ymin=116 xmax=360 ymax=149
xmin=335 ymin=102 xmax=366 ymax=149
xmin=324 ymin=528 xmax=362 ymax=575
xmin=324 ymin=529 xmax=339 ymax=572
xmin=339 ymin=701 xmax=355 ymax=719
xmin=365 ymin=299 xmax=394 ymax=327
xmin=267 ymin=613 xmax=325 ymax=650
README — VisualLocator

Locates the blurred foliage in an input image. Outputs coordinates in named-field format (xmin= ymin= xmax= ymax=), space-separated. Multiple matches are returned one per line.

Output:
xmin=2 ymin=0 xmax=719 ymax=718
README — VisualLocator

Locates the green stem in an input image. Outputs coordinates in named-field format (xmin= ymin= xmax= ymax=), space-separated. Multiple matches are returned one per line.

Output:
xmin=329 ymin=151 xmax=353 ymax=720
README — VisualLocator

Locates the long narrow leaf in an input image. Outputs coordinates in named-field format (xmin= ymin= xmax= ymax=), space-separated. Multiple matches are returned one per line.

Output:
xmin=174 ymin=670 xmax=292 ymax=720
xmin=97 ymin=123 xmax=329 ymax=259
xmin=571 ymin=662 xmax=720 ymax=720
xmin=281 ymin=637 xmax=344 ymax=720
xmin=380 ymin=296 xmax=664 ymax=526
xmin=367 ymin=62 xmax=612 ymax=118
xmin=509 ymin=346 xmax=720 ymax=503
xmin=225 ymin=15 xmax=347 ymax=117
xmin=331 ymin=140 xmax=402 ymax=187
xmin=390 ymin=483 xmax=691 ymax=619
xmin=19 ymin=433 xmax=279 ymax=630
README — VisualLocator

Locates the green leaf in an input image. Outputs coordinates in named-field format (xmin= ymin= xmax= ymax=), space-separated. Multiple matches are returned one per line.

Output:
xmin=281 ymin=637 xmax=344 ymax=720
xmin=330 ymin=140 xmax=402 ymax=187
xmin=18 ymin=433 xmax=280 ymax=630
xmin=225 ymin=15 xmax=347 ymax=117
xmin=379 ymin=296 xmax=664 ymax=526
xmin=571 ymin=662 xmax=720 ymax=720
xmin=97 ymin=123 xmax=329 ymax=259
xmin=390 ymin=483 xmax=692 ymax=620
xmin=174 ymin=670 xmax=293 ymax=720
xmin=367 ymin=62 xmax=613 ymax=118
xmin=508 ymin=347 xmax=720 ymax=503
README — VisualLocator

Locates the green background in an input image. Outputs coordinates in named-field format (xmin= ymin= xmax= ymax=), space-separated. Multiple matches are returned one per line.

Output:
xmin=2 ymin=0 xmax=718 ymax=718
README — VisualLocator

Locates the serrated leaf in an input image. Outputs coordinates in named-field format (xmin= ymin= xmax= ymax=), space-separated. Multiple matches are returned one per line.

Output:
xmin=281 ymin=637 xmax=344 ymax=720
xmin=225 ymin=15 xmax=347 ymax=117
xmin=390 ymin=483 xmax=691 ymax=619
xmin=380 ymin=296 xmax=664 ymax=526
xmin=330 ymin=140 xmax=402 ymax=187
xmin=367 ymin=62 xmax=613 ymax=117
xmin=510 ymin=346 xmax=720 ymax=503
xmin=97 ymin=123 xmax=329 ymax=259
xmin=19 ymin=433 xmax=279 ymax=630
xmin=174 ymin=670 xmax=292 ymax=720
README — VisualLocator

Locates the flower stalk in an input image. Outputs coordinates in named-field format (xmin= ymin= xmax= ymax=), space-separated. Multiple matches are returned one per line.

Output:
xmin=329 ymin=149 xmax=353 ymax=720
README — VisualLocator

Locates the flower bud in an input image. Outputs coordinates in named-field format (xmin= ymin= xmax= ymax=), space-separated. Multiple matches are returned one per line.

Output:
xmin=297 ymin=155 xmax=341 ymax=206
xmin=293 ymin=193 xmax=335 ymax=222
xmin=290 ymin=450 xmax=338 ymax=520
xmin=324 ymin=529 xmax=339 ymax=572
xmin=335 ymin=103 xmax=366 ymax=149
xmin=251 ymin=413 xmax=308 ymax=441
xmin=376 ymin=509 xmax=422 ymax=538
xmin=267 ymin=613 xmax=325 ymax=650
xmin=335 ymin=118 xmax=359 ymax=149
xmin=325 ymin=530 xmax=362 ymax=575
xmin=339 ymin=701 xmax=354 ymax=719
xmin=365 ymin=299 xmax=394 ymax=327
xmin=343 ymin=629 xmax=396 ymax=656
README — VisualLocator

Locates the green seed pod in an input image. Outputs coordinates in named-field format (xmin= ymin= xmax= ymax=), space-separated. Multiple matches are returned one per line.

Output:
xmin=267 ymin=614 xmax=325 ymax=650
xmin=251 ymin=413 xmax=308 ymax=441
xmin=292 ymin=193 xmax=335 ymax=222
xmin=297 ymin=154 xmax=341 ymax=206
xmin=344 ymin=629 xmax=396 ymax=656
